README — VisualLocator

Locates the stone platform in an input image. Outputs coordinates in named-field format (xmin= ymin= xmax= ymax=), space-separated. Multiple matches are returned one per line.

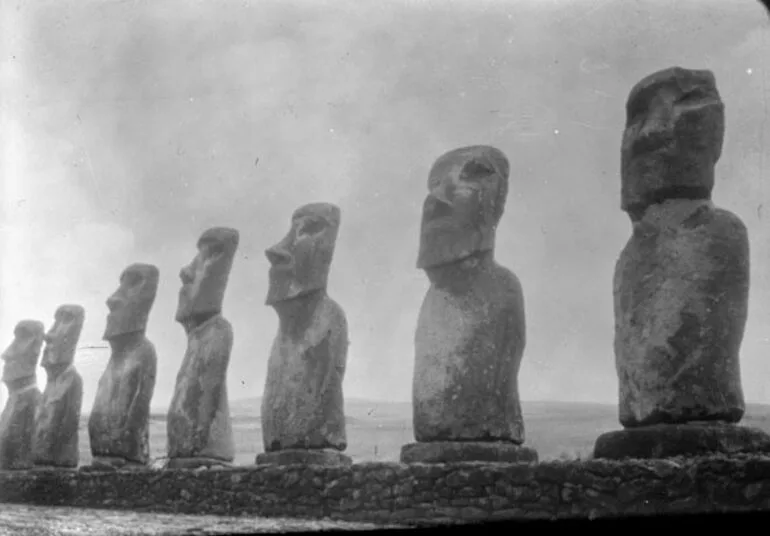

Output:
xmin=255 ymin=448 xmax=352 ymax=466
xmin=593 ymin=422 xmax=770 ymax=460
xmin=400 ymin=441 xmax=538 ymax=464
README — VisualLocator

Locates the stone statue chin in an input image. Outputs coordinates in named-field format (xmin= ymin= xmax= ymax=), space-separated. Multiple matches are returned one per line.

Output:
xmin=258 ymin=203 xmax=351 ymax=467
xmin=0 ymin=320 xmax=44 ymax=470
xmin=401 ymin=145 xmax=536 ymax=465
xmin=87 ymin=263 xmax=159 ymax=470
xmin=166 ymin=227 xmax=239 ymax=469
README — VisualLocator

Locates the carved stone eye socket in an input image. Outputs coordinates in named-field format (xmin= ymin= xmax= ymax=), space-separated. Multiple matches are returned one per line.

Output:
xmin=626 ymin=96 xmax=649 ymax=124
xmin=204 ymin=244 xmax=225 ymax=257
xmin=460 ymin=161 xmax=494 ymax=181
xmin=677 ymin=89 xmax=705 ymax=105
xmin=14 ymin=326 xmax=30 ymax=339
xmin=122 ymin=271 xmax=144 ymax=288
xmin=298 ymin=219 xmax=326 ymax=236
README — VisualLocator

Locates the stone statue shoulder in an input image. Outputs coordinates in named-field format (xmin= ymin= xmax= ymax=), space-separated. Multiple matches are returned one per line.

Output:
xmin=59 ymin=365 xmax=84 ymax=388
xmin=132 ymin=336 xmax=158 ymax=364
xmin=191 ymin=314 xmax=233 ymax=344
xmin=319 ymin=295 xmax=348 ymax=333
xmin=485 ymin=261 xmax=525 ymax=310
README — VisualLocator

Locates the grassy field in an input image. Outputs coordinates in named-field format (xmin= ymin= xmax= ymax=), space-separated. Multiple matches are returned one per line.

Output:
xmin=76 ymin=399 xmax=770 ymax=467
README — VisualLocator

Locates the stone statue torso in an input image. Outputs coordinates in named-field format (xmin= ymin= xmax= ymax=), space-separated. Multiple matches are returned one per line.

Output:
xmin=33 ymin=366 xmax=83 ymax=467
xmin=413 ymin=259 xmax=526 ymax=443
xmin=614 ymin=199 xmax=748 ymax=427
xmin=167 ymin=314 xmax=234 ymax=461
xmin=261 ymin=295 xmax=348 ymax=452
xmin=88 ymin=337 xmax=157 ymax=463
xmin=0 ymin=384 xmax=41 ymax=469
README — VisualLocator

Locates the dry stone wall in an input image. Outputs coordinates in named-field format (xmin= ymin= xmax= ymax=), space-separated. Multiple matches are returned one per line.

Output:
xmin=2 ymin=455 xmax=770 ymax=525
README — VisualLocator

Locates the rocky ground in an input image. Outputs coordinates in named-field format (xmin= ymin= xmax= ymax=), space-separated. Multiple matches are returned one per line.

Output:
xmin=0 ymin=504 xmax=402 ymax=535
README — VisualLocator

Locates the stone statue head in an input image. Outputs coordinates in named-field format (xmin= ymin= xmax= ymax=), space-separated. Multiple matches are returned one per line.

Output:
xmin=1 ymin=320 xmax=45 ymax=384
xmin=175 ymin=227 xmax=239 ymax=327
xmin=265 ymin=202 xmax=341 ymax=306
xmin=41 ymin=305 xmax=85 ymax=370
xmin=103 ymin=263 xmax=160 ymax=340
xmin=621 ymin=66 xmax=724 ymax=220
xmin=417 ymin=145 xmax=509 ymax=270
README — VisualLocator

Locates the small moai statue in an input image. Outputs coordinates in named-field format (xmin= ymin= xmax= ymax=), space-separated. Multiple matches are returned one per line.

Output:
xmin=85 ymin=263 xmax=159 ymax=470
xmin=0 ymin=320 xmax=45 ymax=470
xmin=257 ymin=203 xmax=351 ymax=467
xmin=33 ymin=305 xmax=85 ymax=469
xmin=166 ymin=227 xmax=239 ymax=469
xmin=593 ymin=66 xmax=770 ymax=459
xmin=399 ymin=145 xmax=537 ymax=464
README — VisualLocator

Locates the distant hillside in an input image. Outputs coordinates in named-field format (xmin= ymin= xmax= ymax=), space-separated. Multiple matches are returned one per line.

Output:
xmin=86 ymin=399 xmax=770 ymax=429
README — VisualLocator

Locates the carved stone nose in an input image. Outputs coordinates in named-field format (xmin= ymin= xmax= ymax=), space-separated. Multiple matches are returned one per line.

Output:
xmin=423 ymin=193 xmax=453 ymax=221
xmin=265 ymin=247 xmax=292 ymax=266
xmin=106 ymin=294 xmax=121 ymax=311
xmin=179 ymin=266 xmax=194 ymax=284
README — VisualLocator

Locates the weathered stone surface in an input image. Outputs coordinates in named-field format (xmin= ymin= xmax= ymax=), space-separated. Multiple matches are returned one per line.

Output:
xmin=593 ymin=423 xmax=770 ymax=460
xmin=261 ymin=203 xmax=348 ymax=455
xmin=620 ymin=66 xmax=724 ymax=221
xmin=33 ymin=305 xmax=85 ymax=468
xmin=615 ymin=199 xmax=748 ymax=427
xmin=88 ymin=263 xmax=159 ymax=468
xmin=0 ymin=321 xmax=45 ymax=470
xmin=411 ymin=145 xmax=528 ymax=447
xmin=400 ymin=441 xmax=538 ymax=464
xmin=167 ymin=228 xmax=239 ymax=468
xmin=614 ymin=67 xmax=747 ymax=428
xmin=256 ymin=448 xmax=352 ymax=467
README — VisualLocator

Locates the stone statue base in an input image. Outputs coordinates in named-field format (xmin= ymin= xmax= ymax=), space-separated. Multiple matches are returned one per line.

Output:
xmin=593 ymin=422 xmax=770 ymax=460
xmin=166 ymin=457 xmax=233 ymax=470
xmin=400 ymin=441 xmax=538 ymax=464
xmin=79 ymin=456 xmax=149 ymax=472
xmin=255 ymin=449 xmax=352 ymax=467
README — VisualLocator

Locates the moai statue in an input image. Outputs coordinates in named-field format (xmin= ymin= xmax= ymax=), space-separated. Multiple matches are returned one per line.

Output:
xmin=593 ymin=66 xmax=770 ymax=459
xmin=399 ymin=145 xmax=537 ymax=464
xmin=0 ymin=321 xmax=45 ymax=470
xmin=257 ymin=203 xmax=350 ymax=467
xmin=85 ymin=264 xmax=159 ymax=471
xmin=166 ymin=227 xmax=239 ymax=469
xmin=33 ymin=305 xmax=85 ymax=469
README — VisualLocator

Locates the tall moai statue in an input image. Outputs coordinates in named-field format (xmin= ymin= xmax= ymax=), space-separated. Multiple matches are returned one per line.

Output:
xmin=257 ymin=203 xmax=351 ymax=467
xmin=0 ymin=321 xmax=45 ymax=470
xmin=86 ymin=264 xmax=159 ymax=470
xmin=33 ymin=305 xmax=85 ymax=468
xmin=593 ymin=66 xmax=770 ymax=459
xmin=166 ymin=227 xmax=239 ymax=469
xmin=399 ymin=145 xmax=537 ymax=464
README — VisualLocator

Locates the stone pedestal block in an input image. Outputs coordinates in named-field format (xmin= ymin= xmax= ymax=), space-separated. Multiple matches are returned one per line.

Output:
xmin=593 ymin=422 xmax=770 ymax=460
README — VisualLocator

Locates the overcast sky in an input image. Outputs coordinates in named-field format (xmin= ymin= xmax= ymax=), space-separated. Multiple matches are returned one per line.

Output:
xmin=1 ymin=0 xmax=768 ymax=412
